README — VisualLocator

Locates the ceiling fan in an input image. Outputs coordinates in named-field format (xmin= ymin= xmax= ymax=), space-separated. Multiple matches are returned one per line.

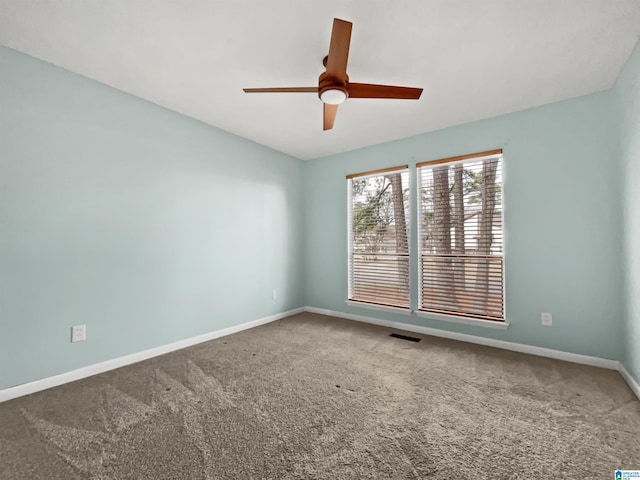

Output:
xmin=243 ymin=18 xmax=423 ymax=131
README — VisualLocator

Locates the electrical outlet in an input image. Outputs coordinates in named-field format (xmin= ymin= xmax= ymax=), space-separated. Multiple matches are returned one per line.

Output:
xmin=541 ymin=312 xmax=552 ymax=326
xmin=272 ymin=289 xmax=278 ymax=301
xmin=71 ymin=324 xmax=86 ymax=342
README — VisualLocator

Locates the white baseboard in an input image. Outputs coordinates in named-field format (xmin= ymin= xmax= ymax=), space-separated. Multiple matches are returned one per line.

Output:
xmin=0 ymin=307 xmax=304 ymax=404
xmin=618 ymin=363 xmax=640 ymax=400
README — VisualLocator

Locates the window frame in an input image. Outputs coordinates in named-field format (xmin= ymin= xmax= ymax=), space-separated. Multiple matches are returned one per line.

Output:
xmin=416 ymin=149 xmax=506 ymax=324
xmin=346 ymin=165 xmax=411 ymax=312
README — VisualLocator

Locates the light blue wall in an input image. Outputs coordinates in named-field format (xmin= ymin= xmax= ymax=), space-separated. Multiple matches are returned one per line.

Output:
xmin=1 ymin=40 xmax=634 ymax=392
xmin=616 ymin=40 xmax=640 ymax=381
xmin=304 ymin=90 xmax=623 ymax=360
xmin=0 ymin=46 xmax=304 ymax=390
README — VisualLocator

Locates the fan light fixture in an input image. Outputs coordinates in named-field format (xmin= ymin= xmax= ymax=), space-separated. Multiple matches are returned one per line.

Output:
xmin=320 ymin=88 xmax=347 ymax=105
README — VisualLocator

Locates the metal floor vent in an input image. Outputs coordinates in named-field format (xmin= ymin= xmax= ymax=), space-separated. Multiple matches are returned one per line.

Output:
xmin=389 ymin=333 xmax=421 ymax=342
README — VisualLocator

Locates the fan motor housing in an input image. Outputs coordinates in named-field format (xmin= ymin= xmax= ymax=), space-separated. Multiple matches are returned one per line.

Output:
xmin=318 ymin=71 xmax=349 ymax=102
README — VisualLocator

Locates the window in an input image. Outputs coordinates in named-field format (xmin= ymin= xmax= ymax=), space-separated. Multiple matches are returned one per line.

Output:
xmin=347 ymin=165 xmax=410 ymax=310
xmin=417 ymin=150 xmax=504 ymax=322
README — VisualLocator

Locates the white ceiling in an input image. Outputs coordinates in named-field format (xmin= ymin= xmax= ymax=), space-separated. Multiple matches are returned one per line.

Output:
xmin=1 ymin=1 xmax=639 ymax=160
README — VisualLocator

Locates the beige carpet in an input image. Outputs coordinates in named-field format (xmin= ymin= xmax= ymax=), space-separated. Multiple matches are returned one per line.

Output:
xmin=1 ymin=312 xmax=639 ymax=479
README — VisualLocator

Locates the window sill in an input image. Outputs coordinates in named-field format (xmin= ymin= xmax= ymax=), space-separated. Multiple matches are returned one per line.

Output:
xmin=414 ymin=310 xmax=509 ymax=330
xmin=345 ymin=300 xmax=411 ymax=316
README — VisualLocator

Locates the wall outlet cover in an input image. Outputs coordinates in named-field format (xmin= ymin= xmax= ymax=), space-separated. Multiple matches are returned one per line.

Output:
xmin=541 ymin=312 xmax=553 ymax=326
xmin=71 ymin=324 xmax=86 ymax=342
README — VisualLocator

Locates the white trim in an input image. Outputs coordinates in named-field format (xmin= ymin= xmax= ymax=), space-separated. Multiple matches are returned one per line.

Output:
xmin=304 ymin=306 xmax=619 ymax=370
xmin=0 ymin=307 xmax=304 ymax=404
xmin=345 ymin=300 xmax=411 ymax=316
xmin=415 ymin=310 xmax=509 ymax=330
xmin=618 ymin=363 xmax=640 ymax=401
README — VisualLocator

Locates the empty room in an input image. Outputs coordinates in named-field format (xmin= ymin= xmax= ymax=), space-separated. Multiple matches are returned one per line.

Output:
xmin=1 ymin=1 xmax=640 ymax=478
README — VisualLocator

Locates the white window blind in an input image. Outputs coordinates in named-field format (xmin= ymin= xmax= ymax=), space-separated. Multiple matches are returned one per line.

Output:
xmin=417 ymin=150 xmax=504 ymax=321
xmin=347 ymin=165 xmax=410 ymax=309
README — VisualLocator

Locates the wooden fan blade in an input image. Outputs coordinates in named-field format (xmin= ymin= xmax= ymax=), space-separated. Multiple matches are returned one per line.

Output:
xmin=323 ymin=103 xmax=339 ymax=131
xmin=348 ymin=83 xmax=423 ymax=99
xmin=243 ymin=87 xmax=318 ymax=93
xmin=325 ymin=19 xmax=352 ymax=81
